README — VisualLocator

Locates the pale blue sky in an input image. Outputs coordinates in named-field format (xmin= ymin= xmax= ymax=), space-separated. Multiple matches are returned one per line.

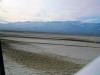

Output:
xmin=0 ymin=0 xmax=100 ymax=23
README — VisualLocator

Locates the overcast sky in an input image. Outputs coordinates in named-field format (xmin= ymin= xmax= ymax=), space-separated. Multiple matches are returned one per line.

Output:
xmin=0 ymin=0 xmax=100 ymax=23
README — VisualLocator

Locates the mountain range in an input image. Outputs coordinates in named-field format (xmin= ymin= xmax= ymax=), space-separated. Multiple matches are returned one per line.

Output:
xmin=0 ymin=21 xmax=100 ymax=36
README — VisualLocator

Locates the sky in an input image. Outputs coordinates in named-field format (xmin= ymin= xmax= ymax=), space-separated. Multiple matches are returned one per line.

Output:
xmin=0 ymin=0 xmax=100 ymax=23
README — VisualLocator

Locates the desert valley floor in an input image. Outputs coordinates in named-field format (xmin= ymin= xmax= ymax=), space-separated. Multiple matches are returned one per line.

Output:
xmin=0 ymin=31 xmax=100 ymax=75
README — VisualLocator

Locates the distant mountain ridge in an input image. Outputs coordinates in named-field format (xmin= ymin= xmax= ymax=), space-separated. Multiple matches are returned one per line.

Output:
xmin=0 ymin=21 xmax=100 ymax=36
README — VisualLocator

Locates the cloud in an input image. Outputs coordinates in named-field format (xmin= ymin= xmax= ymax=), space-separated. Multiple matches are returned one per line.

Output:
xmin=82 ymin=18 xmax=98 ymax=23
xmin=78 ymin=16 xmax=100 ymax=23
xmin=0 ymin=17 xmax=7 ymax=23
xmin=0 ymin=0 xmax=100 ymax=22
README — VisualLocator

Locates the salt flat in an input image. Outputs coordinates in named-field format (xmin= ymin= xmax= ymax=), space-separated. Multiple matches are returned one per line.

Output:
xmin=0 ymin=31 xmax=100 ymax=75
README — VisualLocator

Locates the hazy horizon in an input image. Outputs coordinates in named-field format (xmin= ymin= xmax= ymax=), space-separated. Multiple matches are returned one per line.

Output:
xmin=0 ymin=0 xmax=100 ymax=36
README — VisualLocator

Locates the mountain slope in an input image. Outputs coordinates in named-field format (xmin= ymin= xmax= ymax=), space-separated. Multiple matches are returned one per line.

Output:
xmin=0 ymin=21 xmax=100 ymax=36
